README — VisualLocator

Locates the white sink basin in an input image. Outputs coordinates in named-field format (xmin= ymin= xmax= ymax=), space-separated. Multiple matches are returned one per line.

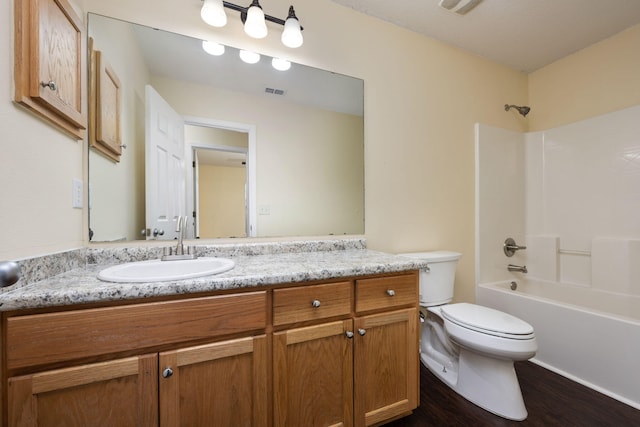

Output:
xmin=98 ymin=257 xmax=235 ymax=283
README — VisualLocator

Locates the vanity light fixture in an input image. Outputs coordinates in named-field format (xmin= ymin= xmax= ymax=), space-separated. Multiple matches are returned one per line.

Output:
xmin=281 ymin=6 xmax=303 ymax=48
xmin=244 ymin=0 xmax=268 ymax=38
xmin=200 ymin=0 xmax=303 ymax=48
xmin=201 ymin=0 xmax=227 ymax=27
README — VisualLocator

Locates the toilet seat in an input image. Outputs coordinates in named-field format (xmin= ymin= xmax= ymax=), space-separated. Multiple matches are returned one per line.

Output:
xmin=440 ymin=303 xmax=535 ymax=340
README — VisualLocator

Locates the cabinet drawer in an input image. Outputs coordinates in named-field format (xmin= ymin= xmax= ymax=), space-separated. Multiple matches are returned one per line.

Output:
xmin=6 ymin=292 xmax=267 ymax=371
xmin=273 ymin=282 xmax=352 ymax=326
xmin=355 ymin=274 xmax=418 ymax=313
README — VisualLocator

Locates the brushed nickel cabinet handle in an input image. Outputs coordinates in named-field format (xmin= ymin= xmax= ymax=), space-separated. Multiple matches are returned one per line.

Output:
xmin=40 ymin=80 xmax=57 ymax=91
xmin=311 ymin=299 xmax=321 ymax=308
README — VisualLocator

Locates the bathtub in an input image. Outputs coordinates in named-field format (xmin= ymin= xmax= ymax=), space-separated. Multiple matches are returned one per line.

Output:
xmin=477 ymin=279 xmax=640 ymax=410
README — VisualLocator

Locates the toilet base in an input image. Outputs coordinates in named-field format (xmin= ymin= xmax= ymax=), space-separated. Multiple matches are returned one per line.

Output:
xmin=422 ymin=347 xmax=528 ymax=421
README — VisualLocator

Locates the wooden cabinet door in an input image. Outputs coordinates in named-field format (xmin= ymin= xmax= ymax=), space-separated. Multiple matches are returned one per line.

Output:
xmin=31 ymin=0 xmax=86 ymax=127
xmin=159 ymin=335 xmax=268 ymax=427
xmin=273 ymin=320 xmax=354 ymax=427
xmin=8 ymin=354 xmax=158 ymax=426
xmin=14 ymin=0 xmax=87 ymax=138
xmin=353 ymin=308 xmax=419 ymax=427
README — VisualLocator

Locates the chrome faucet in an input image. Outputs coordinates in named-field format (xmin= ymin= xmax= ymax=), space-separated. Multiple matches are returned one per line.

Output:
xmin=162 ymin=215 xmax=196 ymax=261
xmin=176 ymin=215 xmax=187 ymax=255
xmin=508 ymin=264 xmax=528 ymax=274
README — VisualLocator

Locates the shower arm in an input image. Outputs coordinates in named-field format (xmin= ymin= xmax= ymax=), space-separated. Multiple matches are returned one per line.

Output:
xmin=504 ymin=104 xmax=531 ymax=117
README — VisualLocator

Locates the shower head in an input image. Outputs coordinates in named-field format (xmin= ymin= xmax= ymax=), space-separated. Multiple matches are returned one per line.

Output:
xmin=504 ymin=104 xmax=531 ymax=117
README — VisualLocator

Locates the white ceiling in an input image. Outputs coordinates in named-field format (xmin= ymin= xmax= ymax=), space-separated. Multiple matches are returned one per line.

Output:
xmin=331 ymin=0 xmax=640 ymax=72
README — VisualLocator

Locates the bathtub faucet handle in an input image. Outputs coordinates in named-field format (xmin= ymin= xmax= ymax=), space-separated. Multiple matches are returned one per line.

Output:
xmin=504 ymin=237 xmax=527 ymax=257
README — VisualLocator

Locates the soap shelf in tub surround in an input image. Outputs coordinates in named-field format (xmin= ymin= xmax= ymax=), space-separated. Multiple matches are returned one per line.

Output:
xmin=0 ymin=238 xmax=429 ymax=312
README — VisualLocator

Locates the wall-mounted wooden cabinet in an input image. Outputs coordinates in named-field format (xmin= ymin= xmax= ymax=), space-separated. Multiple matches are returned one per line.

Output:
xmin=14 ymin=0 xmax=87 ymax=139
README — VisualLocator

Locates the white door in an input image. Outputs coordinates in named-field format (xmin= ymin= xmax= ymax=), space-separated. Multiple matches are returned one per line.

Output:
xmin=145 ymin=85 xmax=185 ymax=240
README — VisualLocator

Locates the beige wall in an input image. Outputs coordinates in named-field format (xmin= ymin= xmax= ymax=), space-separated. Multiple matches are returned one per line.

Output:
xmin=0 ymin=0 xmax=85 ymax=260
xmin=529 ymin=24 xmax=640 ymax=131
xmin=198 ymin=165 xmax=246 ymax=238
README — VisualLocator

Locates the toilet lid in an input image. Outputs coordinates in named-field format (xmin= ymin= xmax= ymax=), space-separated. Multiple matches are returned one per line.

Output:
xmin=440 ymin=303 xmax=534 ymax=339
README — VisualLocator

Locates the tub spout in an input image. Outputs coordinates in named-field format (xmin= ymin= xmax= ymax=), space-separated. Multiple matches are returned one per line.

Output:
xmin=508 ymin=264 xmax=527 ymax=274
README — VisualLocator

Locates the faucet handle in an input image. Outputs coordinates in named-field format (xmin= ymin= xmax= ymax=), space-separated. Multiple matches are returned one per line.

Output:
xmin=504 ymin=237 xmax=527 ymax=257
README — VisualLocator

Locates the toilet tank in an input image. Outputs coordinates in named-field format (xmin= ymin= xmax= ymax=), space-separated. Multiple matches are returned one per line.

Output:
xmin=400 ymin=251 xmax=461 ymax=306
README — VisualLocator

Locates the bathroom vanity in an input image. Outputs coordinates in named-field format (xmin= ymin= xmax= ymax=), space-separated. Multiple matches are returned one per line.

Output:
xmin=0 ymin=242 xmax=424 ymax=426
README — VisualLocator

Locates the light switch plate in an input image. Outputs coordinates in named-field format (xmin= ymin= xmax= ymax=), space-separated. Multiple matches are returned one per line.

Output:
xmin=72 ymin=179 xmax=83 ymax=208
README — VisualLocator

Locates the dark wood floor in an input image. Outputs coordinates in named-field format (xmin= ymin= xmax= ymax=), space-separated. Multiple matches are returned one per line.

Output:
xmin=386 ymin=361 xmax=640 ymax=427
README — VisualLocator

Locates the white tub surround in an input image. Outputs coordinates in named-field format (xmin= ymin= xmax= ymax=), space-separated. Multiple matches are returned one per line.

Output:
xmin=476 ymin=105 xmax=640 ymax=411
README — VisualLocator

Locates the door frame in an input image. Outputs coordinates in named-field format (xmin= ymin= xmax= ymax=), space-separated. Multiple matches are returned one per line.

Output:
xmin=183 ymin=116 xmax=257 ymax=238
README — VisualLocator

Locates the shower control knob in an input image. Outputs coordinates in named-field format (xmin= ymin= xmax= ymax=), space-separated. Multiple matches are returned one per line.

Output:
xmin=162 ymin=367 xmax=173 ymax=378
xmin=311 ymin=299 xmax=321 ymax=308
xmin=504 ymin=237 xmax=527 ymax=257
xmin=386 ymin=289 xmax=395 ymax=297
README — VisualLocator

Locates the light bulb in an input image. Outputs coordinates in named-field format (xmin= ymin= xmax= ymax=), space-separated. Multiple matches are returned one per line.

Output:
xmin=239 ymin=50 xmax=260 ymax=64
xmin=202 ymin=40 xmax=225 ymax=56
xmin=244 ymin=3 xmax=268 ymax=39
xmin=281 ymin=7 xmax=303 ymax=48
xmin=271 ymin=58 xmax=291 ymax=71
xmin=201 ymin=0 xmax=227 ymax=27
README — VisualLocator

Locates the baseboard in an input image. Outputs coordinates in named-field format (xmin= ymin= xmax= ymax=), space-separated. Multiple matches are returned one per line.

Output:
xmin=529 ymin=358 xmax=640 ymax=411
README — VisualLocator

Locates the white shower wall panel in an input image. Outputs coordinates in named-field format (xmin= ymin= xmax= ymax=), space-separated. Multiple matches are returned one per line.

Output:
xmin=474 ymin=124 xmax=526 ymax=284
xmin=526 ymin=105 xmax=640 ymax=287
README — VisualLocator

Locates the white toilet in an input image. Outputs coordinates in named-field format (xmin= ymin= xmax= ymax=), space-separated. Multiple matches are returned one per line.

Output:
xmin=400 ymin=251 xmax=537 ymax=421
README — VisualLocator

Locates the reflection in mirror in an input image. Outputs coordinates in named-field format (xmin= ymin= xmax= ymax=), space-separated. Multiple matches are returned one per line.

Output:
xmin=87 ymin=13 xmax=364 ymax=243
xmin=186 ymin=124 xmax=249 ymax=239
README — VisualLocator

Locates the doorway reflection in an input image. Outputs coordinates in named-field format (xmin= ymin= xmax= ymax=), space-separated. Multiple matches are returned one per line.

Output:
xmin=186 ymin=124 xmax=249 ymax=238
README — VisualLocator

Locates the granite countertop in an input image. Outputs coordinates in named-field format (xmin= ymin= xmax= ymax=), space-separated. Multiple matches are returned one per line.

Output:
xmin=0 ymin=248 xmax=428 ymax=312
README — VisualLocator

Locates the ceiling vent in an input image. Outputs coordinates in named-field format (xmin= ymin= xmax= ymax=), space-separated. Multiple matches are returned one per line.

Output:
xmin=265 ymin=87 xmax=285 ymax=96
xmin=439 ymin=0 xmax=482 ymax=15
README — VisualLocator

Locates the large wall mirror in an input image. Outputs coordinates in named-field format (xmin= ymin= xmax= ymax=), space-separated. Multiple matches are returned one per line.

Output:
xmin=87 ymin=13 xmax=364 ymax=242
